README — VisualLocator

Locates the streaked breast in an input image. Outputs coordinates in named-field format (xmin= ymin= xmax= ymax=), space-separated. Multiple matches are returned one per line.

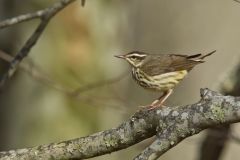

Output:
xmin=132 ymin=68 xmax=188 ymax=91
xmin=151 ymin=70 xmax=188 ymax=89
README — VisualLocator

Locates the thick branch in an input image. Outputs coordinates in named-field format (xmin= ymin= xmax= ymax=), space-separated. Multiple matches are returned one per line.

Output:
xmin=0 ymin=89 xmax=239 ymax=160
xmin=134 ymin=89 xmax=240 ymax=160
xmin=199 ymin=61 xmax=240 ymax=160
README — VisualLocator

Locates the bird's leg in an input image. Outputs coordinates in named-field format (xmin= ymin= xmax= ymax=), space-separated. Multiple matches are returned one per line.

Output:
xmin=148 ymin=89 xmax=173 ymax=110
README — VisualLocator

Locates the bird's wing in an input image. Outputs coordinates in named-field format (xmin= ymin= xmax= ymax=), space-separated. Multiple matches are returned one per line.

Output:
xmin=141 ymin=54 xmax=203 ymax=76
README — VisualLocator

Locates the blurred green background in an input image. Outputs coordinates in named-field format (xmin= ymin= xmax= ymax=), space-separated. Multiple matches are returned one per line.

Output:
xmin=0 ymin=0 xmax=240 ymax=160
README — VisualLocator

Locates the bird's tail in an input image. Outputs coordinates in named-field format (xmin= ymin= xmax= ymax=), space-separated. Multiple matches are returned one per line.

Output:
xmin=200 ymin=50 xmax=216 ymax=59
xmin=187 ymin=50 xmax=216 ymax=62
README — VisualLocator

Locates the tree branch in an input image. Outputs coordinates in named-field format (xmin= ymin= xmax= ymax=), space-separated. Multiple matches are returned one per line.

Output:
xmin=0 ymin=50 xmax=127 ymax=101
xmin=0 ymin=0 xmax=76 ymax=29
xmin=199 ymin=61 xmax=240 ymax=160
xmin=0 ymin=0 xmax=76 ymax=87
xmin=0 ymin=88 xmax=239 ymax=160
xmin=0 ymin=9 xmax=46 ymax=29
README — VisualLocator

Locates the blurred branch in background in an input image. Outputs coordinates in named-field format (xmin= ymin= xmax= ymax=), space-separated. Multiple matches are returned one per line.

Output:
xmin=0 ymin=0 xmax=21 ymax=151
xmin=199 ymin=3 xmax=240 ymax=158
xmin=0 ymin=50 xmax=128 ymax=102
xmin=2 ymin=0 xmax=240 ymax=159
xmin=71 ymin=71 xmax=128 ymax=97
xmin=234 ymin=0 xmax=240 ymax=4
xmin=0 ymin=0 xmax=76 ymax=87
xmin=81 ymin=0 xmax=86 ymax=6
xmin=0 ymin=50 xmax=128 ymax=111
xmin=0 ymin=0 xmax=127 ymax=109
xmin=199 ymin=125 xmax=230 ymax=160
xmin=199 ymin=61 xmax=240 ymax=160
xmin=0 ymin=50 xmax=73 ymax=93
xmin=0 ymin=89 xmax=240 ymax=160
xmin=0 ymin=0 xmax=129 ymax=156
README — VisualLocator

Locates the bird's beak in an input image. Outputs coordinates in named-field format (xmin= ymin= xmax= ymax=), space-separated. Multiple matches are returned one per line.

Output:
xmin=114 ymin=55 xmax=126 ymax=59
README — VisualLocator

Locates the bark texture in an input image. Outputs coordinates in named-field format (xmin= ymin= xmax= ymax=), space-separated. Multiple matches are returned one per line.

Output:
xmin=0 ymin=89 xmax=239 ymax=160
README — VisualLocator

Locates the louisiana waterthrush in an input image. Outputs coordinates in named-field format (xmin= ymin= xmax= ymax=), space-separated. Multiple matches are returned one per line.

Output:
xmin=115 ymin=50 xmax=216 ymax=109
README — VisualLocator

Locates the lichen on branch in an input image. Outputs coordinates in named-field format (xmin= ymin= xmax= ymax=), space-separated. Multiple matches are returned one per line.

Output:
xmin=0 ymin=89 xmax=239 ymax=160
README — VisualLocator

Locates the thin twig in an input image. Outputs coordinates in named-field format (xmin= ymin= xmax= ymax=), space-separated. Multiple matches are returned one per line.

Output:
xmin=0 ymin=50 xmax=128 ymax=109
xmin=0 ymin=9 xmax=45 ymax=29
xmin=0 ymin=0 xmax=76 ymax=87
xmin=72 ymin=71 xmax=128 ymax=96
xmin=0 ymin=50 xmax=128 ymax=98
xmin=0 ymin=0 xmax=78 ymax=29
xmin=0 ymin=50 xmax=73 ymax=93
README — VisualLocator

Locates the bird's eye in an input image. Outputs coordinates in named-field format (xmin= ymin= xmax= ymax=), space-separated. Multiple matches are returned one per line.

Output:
xmin=131 ymin=56 xmax=137 ymax=59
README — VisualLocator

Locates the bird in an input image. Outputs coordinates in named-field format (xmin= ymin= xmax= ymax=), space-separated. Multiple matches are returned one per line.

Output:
xmin=115 ymin=50 xmax=216 ymax=109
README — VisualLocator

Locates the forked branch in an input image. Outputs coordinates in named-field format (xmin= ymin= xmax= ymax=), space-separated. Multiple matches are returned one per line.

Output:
xmin=0 ymin=0 xmax=76 ymax=87
xmin=0 ymin=88 xmax=239 ymax=160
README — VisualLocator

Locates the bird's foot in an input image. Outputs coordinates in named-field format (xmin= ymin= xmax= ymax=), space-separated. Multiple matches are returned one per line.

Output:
xmin=147 ymin=104 xmax=166 ymax=110
xmin=138 ymin=103 xmax=166 ymax=111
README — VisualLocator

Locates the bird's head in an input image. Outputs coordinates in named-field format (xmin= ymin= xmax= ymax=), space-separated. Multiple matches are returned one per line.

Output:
xmin=115 ymin=51 xmax=148 ymax=67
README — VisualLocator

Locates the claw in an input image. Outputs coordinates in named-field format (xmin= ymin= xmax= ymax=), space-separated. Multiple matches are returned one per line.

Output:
xmin=138 ymin=104 xmax=164 ymax=111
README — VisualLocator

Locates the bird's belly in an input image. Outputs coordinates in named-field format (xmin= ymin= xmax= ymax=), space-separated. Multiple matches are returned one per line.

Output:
xmin=132 ymin=69 xmax=188 ymax=91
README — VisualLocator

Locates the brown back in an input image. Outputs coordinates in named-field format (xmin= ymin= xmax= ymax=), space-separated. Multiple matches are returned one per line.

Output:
xmin=140 ymin=54 xmax=203 ymax=76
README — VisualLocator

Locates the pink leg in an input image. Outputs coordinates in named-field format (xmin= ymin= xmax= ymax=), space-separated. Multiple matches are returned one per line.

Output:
xmin=148 ymin=89 xmax=173 ymax=110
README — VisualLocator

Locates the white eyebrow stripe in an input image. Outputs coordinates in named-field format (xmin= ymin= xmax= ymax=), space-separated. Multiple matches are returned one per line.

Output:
xmin=127 ymin=53 xmax=147 ymax=58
